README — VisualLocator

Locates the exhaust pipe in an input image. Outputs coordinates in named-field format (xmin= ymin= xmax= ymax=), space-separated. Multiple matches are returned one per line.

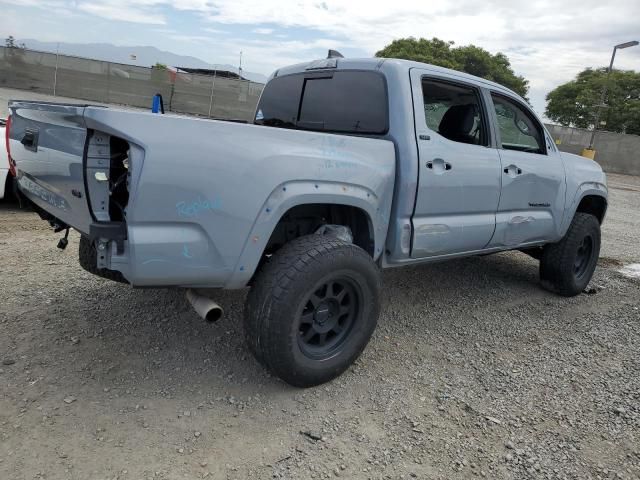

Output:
xmin=186 ymin=289 xmax=223 ymax=323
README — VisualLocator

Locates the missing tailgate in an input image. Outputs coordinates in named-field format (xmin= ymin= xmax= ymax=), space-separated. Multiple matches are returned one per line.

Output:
xmin=85 ymin=131 xmax=130 ymax=223
xmin=108 ymin=136 xmax=130 ymax=222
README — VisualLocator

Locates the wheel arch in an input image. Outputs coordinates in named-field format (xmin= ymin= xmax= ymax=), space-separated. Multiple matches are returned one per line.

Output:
xmin=225 ymin=180 xmax=389 ymax=289
xmin=575 ymin=194 xmax=607 ymax=224
xmin=560 ymin=183 xmax=608 ymax=237
xmin=261 ymin=202 xmax=375 ymax=257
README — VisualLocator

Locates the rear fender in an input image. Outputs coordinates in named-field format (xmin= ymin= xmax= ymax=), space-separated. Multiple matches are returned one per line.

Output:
xmin=224 ymin=181 xmax=387 ymax=289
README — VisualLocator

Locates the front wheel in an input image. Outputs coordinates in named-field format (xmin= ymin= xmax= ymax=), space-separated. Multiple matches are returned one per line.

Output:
xmin=540 ymin=212 xmax=601 ymax=296
xmin=244 ymin=235 xmax=381 ymax=387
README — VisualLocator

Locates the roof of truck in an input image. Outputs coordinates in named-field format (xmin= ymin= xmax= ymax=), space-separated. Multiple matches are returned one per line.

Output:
xmin=274 ymin=56 xmax=520 ymax=100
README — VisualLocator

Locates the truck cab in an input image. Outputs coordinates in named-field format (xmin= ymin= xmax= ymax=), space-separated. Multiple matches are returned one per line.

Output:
xmin=254 ymin=58 xmax=606 ymax=265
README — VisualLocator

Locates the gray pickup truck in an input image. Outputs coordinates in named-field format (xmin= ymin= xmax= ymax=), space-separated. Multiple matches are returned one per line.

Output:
xmin=6 ymin=54 xmax=607 ymax=387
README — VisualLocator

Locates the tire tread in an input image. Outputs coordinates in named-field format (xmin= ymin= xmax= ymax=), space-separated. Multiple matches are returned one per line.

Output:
xmin=540 ymin=213 xmax=600 ymax=296
xmin=244 ymin=234 xmax=380 ymax=387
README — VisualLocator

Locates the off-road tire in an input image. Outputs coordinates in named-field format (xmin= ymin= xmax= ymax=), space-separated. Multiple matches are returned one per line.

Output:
xmin=540 ymin=213 xmax=600 ymax=296
xmin=244 ymin=234 xmax=381 ymax=387
xmin=78 ymin=236 xmax=128 ymax=284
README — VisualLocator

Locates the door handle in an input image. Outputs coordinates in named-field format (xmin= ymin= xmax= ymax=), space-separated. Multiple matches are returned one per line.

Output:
xmin=21 ymin=132 xmax=35 ymax=147
xmin=427 ymin=158 xmax=452 ymax=172
xmin=503 ymin=165 xmax=522 ymax=176
xmin=21 ymin=128 xmax=39 ymax=152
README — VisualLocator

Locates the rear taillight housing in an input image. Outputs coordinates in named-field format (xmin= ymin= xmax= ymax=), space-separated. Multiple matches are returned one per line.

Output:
xmin=5 ymin=114 xmax=16 ymax=176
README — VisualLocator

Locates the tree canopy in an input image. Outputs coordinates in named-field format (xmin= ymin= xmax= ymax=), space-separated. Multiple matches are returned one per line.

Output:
xmin=545 ymin=68 xmax=640 ymax=135
xmin=375 ymin=37 xmax=529 ymax=98
xmin=5 ymin=36 xmax=25 ymax=49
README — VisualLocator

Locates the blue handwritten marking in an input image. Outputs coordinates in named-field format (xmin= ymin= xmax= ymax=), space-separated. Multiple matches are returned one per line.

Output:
xmin=321 ymin=136 xmax=346 ymax=155
xmin=176 ymin=196 xmax=222 ymax=218
xmin=182 ymin=244 xmax=193 ymax=259
xmin=315 ymin=136 xmax=356 ymax=169
xmin=320 ymin=159 xmax=355 ymax=169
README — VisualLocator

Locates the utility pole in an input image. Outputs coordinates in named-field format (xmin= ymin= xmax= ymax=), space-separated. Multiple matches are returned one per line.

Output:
xmin=208 ymin=69 xmax=217 ymax=118
xmin=53 ymin=42 xmax=60 ymax=96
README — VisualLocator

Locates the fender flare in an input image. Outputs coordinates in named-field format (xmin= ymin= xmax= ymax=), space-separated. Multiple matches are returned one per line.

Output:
xmin=224 ymin=180 xmax=389 ymax=288
xmin=559 ymin=181 xmax=608 ymax=237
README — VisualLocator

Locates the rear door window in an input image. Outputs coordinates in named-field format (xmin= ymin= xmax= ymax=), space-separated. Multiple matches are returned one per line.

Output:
xmin=421 ymin=78 xmax=488 ymax=146
xmin=255 ymin=71 xmax=388 ymax=134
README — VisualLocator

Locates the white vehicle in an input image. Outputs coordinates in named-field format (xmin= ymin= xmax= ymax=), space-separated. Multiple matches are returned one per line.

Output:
xmin=1 ymin=118 xmax=13 ymax=200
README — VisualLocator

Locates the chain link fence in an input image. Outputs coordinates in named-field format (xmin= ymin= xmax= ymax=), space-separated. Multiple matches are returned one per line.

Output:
xmin=0 ymin=46 xmax=263 ymax=121
xmin=2 ymin=46 xmax=638 ymax=176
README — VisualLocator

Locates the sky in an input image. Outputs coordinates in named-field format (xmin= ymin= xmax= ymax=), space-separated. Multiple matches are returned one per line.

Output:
xmin=1 ymin=0 xmax=639 ymax=116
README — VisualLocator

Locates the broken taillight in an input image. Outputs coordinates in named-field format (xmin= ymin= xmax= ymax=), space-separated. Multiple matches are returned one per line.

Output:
xmin=5 ymin=115 xmax=16 ymax=176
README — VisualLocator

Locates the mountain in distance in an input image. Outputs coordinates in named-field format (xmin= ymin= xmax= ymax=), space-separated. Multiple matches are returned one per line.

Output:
xmin=19 ymin=39 xmax=269 ymax=83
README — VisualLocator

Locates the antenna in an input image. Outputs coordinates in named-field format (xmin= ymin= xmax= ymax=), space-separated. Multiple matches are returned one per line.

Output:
xmin=327 ymin=49 xmax=344 ymax=59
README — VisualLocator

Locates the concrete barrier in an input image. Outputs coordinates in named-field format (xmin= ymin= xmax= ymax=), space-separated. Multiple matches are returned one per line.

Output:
xmin=545 ymin=124 xmax=640 ymax=176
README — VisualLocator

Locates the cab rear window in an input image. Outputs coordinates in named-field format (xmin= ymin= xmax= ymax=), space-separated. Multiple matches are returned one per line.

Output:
xmin=254 ymin=71 xmax=388 ymax=135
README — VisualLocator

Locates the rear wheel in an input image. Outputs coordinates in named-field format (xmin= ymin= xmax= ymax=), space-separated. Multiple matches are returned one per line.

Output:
xmin=244 ymin=234 xmax=381 ymax=387
xmin=540 ymin=213 xmax=600 ymax=296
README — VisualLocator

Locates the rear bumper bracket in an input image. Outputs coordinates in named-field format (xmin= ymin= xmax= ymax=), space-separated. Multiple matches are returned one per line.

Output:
xmin=89 ymin=222 xmax=127 ymax=254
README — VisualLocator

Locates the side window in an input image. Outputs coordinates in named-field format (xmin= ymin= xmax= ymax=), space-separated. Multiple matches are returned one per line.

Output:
xmin=422 ymin=79 xmax=487 ymax=146
xmin=491 ymin=93 xmax=545 ymax=154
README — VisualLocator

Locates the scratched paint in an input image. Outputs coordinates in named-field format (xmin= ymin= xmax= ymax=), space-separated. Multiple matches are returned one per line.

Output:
xmin=504 ymin=215 xmax=536 ymax=245
xmin=508 ymin=215 xmax=535 ymax=224
xmin=176 ymin=196 xmax=222 ymax=218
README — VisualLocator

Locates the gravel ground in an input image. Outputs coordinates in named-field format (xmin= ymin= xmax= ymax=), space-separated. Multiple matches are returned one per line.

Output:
xmin=0 ymin=174 xmax=638 ymax=480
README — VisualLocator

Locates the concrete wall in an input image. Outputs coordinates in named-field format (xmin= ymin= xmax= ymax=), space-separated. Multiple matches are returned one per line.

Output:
xmin=0 ymin=46 xmax=263 ymax=122
xmin=545 ymin=124 xmax=640 ymax=176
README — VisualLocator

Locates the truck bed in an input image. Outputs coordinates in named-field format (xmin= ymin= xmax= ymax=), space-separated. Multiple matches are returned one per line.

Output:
xmin=7 ymin=101 xmax=396 ymax=288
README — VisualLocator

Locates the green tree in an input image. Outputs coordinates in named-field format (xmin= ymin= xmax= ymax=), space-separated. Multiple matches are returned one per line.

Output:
xmin=375 ymin=37 xmax=529 ymax=98
xmin=5 ymin=36 xmax=25 ymax=49
xmin=545 ymin=68 xmax=640 ymax=135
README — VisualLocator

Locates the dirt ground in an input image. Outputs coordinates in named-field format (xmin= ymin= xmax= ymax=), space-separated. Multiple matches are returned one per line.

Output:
xmin=0 ymin=174 xmax=638 ymax=480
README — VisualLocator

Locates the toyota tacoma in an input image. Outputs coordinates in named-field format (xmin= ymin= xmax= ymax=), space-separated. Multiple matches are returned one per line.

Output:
xmin=5 ymin=54 xmax=608 ymax=387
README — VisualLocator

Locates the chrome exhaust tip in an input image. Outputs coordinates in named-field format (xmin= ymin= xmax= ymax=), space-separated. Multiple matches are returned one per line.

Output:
xmin=186 ymin=289 xmax=223 ymax=323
